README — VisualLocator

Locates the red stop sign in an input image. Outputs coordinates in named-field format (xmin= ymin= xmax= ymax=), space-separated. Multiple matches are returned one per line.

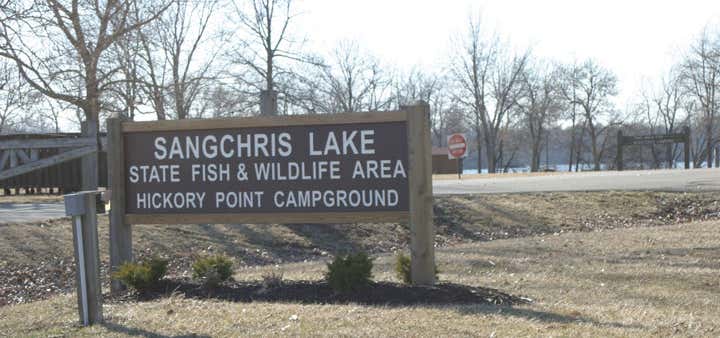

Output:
xmin=447 ymin=133 xmax=467 ymax=159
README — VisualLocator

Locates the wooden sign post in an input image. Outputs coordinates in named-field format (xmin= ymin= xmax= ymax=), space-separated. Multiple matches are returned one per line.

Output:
xmin=108 ymin=114 xmax=132 ymax=292
xmin=407 ymin=104 xmax=435 ymax=284
xmin=107 ymin=103 xmax=435 ymax=288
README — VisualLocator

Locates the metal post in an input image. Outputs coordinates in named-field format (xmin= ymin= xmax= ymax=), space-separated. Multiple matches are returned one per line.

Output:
xmin=457 ymin=158 xmax=463 ymax=180
xmin=73 ymin=215 xmax=89 ymax=325
xmin=64 ymin=191 xmax=103 ymax=326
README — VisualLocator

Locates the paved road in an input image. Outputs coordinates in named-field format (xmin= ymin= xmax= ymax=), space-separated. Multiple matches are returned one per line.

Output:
xmin=0 ymin=203 xmax=67 ymax=224
xmin=1 ymin=168 xmax=718 ymax=223
xmin=434 ymin=168 xmax=720 ymax=194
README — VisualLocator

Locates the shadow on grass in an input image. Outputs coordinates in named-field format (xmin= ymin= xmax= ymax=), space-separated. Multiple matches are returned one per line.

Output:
xmin=455 ymin=304 xmax=647 ymax=330
xmin=102 ymin=321 xmax=211 ymax=338
xmin=120 ymin=279 xmax=527 ymax=307
xmin=434 ymin=195 xmax=557 ymax=241
xmin=284 ymin=223 xmax=362 ymax=254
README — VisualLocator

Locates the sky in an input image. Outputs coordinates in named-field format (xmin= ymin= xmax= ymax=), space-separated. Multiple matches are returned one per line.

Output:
xmin=295 ymin=0 xmax=720 ymax=109
xmin=49 ymin=0 xmax=720 ymax=130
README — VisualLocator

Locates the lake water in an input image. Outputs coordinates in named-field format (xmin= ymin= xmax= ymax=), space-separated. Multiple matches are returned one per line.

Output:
xmin=462 ymin=161 xmax=707 ymax=174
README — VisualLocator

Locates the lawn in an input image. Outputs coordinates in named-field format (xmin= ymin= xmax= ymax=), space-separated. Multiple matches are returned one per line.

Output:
xmin=1 ymin=220 xmax=718 ymax=337
xmin=2 ymin=191 xmax=719 ymax=306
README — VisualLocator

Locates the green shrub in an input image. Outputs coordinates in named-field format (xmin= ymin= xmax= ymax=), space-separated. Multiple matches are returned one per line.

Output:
xmin=325 ymin=252 xmax=374 ymax=292
xmin=146 ymin=257 xmax=169 ymax=282
xmin=395 ymin=252 xmax=413 ymax=284
xmin=192 ymin=255 xmax=234 ymax=287
xmin=394 ymin=252 xmax=439 ymax=285
xmin=112 ymin=257 xmax=168 ymax=292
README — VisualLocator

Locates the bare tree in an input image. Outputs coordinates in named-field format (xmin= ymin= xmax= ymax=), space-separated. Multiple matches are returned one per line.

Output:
xmin=639 ymin=67 xmax=689 ymax=168
xmin=0 ymin=60 xmax=33 ymax=133
xmin=192 ymin=83 xmax=254 ymax=118
xmin=42 ymin=97 xmax=73 ymax=133
xmin=107 ymin=21 xmax=144 ymax=120
xmin=451 ymin=16 xmax=528 ymax=173
xmin=319 ymin=41 xmax=394 ymax=113
xmin=0 ymin=0 xmax=169 ymax=188
xmin=163 ymin=0 xmax=220 ymax=119
xmin=558 ymin=61 xmax=586 ymax=171
xmin=394 ymin=68 xmax=454 ymax=145
xmin=231 ymin=0 xmax=313 ymax=115
xmin=111 ymin=0 xmax=221 ymax=121
xmin=568 ymin=59 xmax=619 ymax=170
xmin=395 ymin=68 xmax=440 ymax=106
xmin=518 ymin=61 xmax=563 ymax=171
xmin=681 ymin=28 xmax=720 ymax=168
xmin=136 ymin=18 xmax=169 ymax=120
xmin=0 ymin=0 xmax=169 ymax=124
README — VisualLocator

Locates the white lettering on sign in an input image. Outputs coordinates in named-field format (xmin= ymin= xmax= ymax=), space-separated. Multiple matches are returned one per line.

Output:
xmin=309 ymin=130 xmax=375 ymax=156
xmin=191 ymin=164 xmax=231 ymax=182
xmin=136 ymin=192 xmax=206 ymax=209
xmin=254 ymin=161 xmax=340 ymax=181
xmin=273 ymin=189 xmax=398 ymax=208
xmin=215 ymin=191 xmax=264 ymax=208
xmin=129 ymin=165 xmax=180 ymax=183
xmin=351 ymin=160 xmax=406 ymax=179
xmin=126 ymin=122 xmax=408 ymax=214
xmin=153 ymin=133 xmax=293 ymax=160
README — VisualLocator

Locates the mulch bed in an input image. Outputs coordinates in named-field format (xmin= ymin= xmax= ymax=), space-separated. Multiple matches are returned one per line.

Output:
xmin=111 ymin=279 xmax=529 ymax=306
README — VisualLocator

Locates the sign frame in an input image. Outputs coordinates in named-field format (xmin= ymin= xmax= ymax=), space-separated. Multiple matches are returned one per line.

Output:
xmin=107 ymin=103 xmax=435 ymax=290
xmin=120 ymin=110 xmax=410 ymax=225
xmin=616 ymin=126 xmax=691 ymax=170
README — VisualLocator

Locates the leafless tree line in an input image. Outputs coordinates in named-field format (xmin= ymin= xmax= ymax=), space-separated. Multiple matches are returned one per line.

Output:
xmin=632 ymin=26 xmax=720 ymax=169
xmin=1 ymin=1 xmax=719 ymax=175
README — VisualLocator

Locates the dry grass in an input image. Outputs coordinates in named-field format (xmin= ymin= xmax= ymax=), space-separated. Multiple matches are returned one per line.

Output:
xmin=2 ymin=220 xmax=719 ymax=337
xmin=0 ymin=192 xmax=720 ymax=278
xmin=434 ymin=191 xmax=720 ymax=242
xmin=4 ymin=191 xmax=717 ymax=269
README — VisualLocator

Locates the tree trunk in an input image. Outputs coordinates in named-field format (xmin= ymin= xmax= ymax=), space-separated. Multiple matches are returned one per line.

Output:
xmin=260 ymin=89 xmax=278 ymax=115
xmin=530 ymin=142 xmax=541 ymax=172
xmin=475 ymin=134 xmax=482 ymax=174
xmin=263 ymin=35 xmax=277 ymax=116
xmin=590 ymin=130 xmax=600 ymax=171
xmin=175 ymin=83 xmax=186 ymax=119
xmin=82 ymin=65 xmax=100 ymax=191
xmin=485 ymin=137 xmax=496 ymax=174
xmin=575 ymin=124 xmax=585 ymax=172
xmin=568 ymin=120 xmax=576 ymax=172
xmin=530 ymin=128 xmax=543 ymax=172
xmin=154 ymin=91 xmax=166 ymax=120
xmin=706 ymin=121 xmax=713 ymax=168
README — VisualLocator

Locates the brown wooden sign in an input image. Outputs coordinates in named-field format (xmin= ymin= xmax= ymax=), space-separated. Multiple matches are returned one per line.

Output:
xmin=116 ymin=112 xmax=414 ymax=224
xmin=107 ymin=105 xmax=435 ymax=288
xmin=616 ymin=127 xmax=691 ymax=170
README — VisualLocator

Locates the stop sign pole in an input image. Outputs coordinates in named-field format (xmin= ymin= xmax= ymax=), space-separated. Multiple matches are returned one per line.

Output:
xmin=447 ymin=133 xmax=467 ymax=179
